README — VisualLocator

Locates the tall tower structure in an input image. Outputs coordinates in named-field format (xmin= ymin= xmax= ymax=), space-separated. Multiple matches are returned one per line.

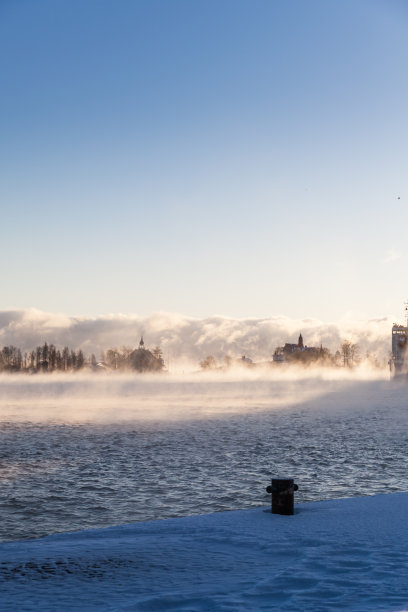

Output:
xmin=298 ymin=333 xmax=304 ymax=349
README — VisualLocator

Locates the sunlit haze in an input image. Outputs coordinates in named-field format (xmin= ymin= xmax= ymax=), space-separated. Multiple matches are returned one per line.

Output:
xmin=2 ymin=7 xmax=408 ymax=609
xmin=1 ymin=1 xmax=407 ymax=321
xmin=0 ymin=307 xmax=393 ymax=369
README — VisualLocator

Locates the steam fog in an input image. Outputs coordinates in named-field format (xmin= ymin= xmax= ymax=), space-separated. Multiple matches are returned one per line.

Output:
xmin=1 ymin=369 xmax=406 ymax=542
xmin=0 ymin=364 xmax=390 ymax=424
xmin=1 ymin=309 xmax=401 ymax=542
xmin=0 ymin=308 xmax=393 ymax=368
xmin=0 ymin=305 xmax=392 ymax=422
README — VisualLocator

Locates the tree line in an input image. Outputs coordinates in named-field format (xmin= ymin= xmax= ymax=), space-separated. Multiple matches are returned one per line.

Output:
xmin=0 ymin=342 xmax=165 ymax=373
xmin=0 ymin=343 xmax=85 ymax=372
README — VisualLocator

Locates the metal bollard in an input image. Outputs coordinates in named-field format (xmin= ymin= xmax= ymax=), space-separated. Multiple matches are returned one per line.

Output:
xmin=266 ymin=477 xmax=298 ymax=515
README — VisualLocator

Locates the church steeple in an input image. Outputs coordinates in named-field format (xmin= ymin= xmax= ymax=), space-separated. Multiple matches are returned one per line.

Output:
xmin=139 ymin=336 xmax=145 ymax=349
xmin=298 ymin=333 xmax=304 ymax=349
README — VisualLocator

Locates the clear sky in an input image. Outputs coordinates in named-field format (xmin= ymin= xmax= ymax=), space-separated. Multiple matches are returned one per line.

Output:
xmin=1 ymin=0 xmax=407 ymax=322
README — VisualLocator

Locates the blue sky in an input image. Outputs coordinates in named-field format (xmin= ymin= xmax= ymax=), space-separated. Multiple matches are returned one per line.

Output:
xmin=1 ymin=0 xmax=407 ymax=321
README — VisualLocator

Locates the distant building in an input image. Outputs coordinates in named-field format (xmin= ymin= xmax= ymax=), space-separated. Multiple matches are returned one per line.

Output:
xmin=281 ymin=333 xmax=305 ymax=357
xmin=129 ymin=336 xmax=164 ymax=373
xmin=273 ymin=333 xmax=321 ymax=363
xmin=390 ymin=324 xmax=408 ymax=376
xmin=272 ymin=348 xmax=285 ymax=363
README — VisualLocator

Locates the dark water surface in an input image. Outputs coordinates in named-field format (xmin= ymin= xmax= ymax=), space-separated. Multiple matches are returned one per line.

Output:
xmin=1 ymin=376 xmax=407 ymax=541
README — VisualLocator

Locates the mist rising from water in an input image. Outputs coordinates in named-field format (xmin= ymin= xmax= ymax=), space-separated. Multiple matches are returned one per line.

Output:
xmin=0 ymin=308 xmax=393 ymax=366
xmin=0 ymin=365 xmax=391 ymax=424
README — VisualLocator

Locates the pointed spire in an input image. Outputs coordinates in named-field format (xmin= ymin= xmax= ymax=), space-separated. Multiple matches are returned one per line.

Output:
xmin=298 ymin=333 xmax=304 ymax=349
xmin=139 ymin=336 xmax=145 ymax=348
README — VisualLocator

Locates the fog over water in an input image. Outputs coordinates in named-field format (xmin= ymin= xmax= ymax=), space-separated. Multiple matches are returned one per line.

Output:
xmin=0 ymin=366 xmax=388 ymax=422
xmin=0 ymin=308 xmax=393 ymax=365
xmin=2 ymin=368 xmax=408 ymax=542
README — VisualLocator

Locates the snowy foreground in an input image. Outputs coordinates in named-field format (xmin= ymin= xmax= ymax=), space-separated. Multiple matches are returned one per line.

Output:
xmin=1 ymin=494 xmax=408 ymax=611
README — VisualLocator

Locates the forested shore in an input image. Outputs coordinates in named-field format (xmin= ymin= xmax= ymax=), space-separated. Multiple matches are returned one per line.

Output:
xmin=0 ymin=341 xmax=165 ymax=373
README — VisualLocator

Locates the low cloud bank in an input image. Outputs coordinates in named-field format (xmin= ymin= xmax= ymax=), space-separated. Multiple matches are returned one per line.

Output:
xmin=0 ymin=309 xmax=393 ymax=367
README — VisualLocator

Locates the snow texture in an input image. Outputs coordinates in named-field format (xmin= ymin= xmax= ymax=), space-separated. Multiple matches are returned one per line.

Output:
xmin=1 ymin=493 xmax=408 ymax=611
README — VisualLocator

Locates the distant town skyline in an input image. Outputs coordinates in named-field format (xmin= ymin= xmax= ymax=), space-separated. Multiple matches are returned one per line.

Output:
xmin=1 ymin=1 xmax=407 ymax=322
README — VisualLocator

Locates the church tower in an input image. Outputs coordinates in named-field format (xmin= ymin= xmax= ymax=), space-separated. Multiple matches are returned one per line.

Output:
xmin=298 ymin=333 xmax=304 ymax=349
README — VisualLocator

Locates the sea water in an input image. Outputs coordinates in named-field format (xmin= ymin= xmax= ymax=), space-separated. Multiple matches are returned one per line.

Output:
xmin=1 ymin=373 xmax=407 ymax=542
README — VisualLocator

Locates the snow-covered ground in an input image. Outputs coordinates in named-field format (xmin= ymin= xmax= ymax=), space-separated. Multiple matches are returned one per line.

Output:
xmin=1 ymin=493 xmax=408 ymax=611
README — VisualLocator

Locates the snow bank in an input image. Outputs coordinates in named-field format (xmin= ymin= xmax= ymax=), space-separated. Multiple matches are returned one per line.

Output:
xmin=1 ymin=493 xmax=408 ymax=611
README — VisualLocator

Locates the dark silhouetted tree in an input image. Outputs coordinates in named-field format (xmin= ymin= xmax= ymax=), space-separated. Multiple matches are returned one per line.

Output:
xmin=200 ymin=356 xmax=217 ymax=370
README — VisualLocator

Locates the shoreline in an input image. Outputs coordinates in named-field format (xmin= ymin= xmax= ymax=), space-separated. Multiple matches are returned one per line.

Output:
xmin=1 ymin=493 xmax=408 ymax=611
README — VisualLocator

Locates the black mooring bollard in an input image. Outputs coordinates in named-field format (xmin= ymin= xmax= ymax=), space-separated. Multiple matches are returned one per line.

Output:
xmin=266 ymin=477 xmax=298 ymax=515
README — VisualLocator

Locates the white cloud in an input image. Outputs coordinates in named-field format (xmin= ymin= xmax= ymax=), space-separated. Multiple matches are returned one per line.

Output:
xmin=0 ymin=309 xmax=393 ymax=365
xmin=383 ymin=249 xmax=401 ymax=264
